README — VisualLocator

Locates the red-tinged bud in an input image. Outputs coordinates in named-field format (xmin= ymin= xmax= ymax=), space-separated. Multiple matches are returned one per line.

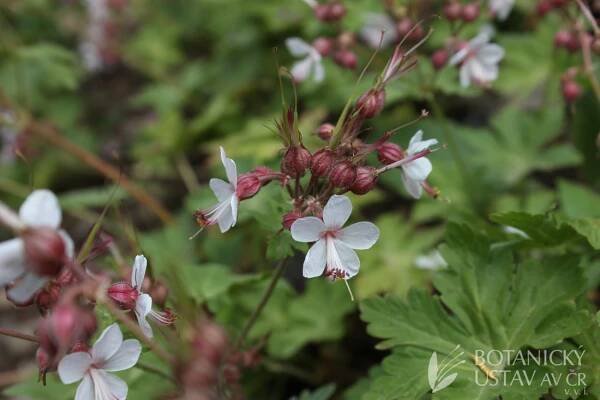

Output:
xmin=377 ymin=142 xmax=405 ymax=164
xmin=350 ymin=166 xmax=378 ymax=195
xmin=107 ymin=282 xmax=139 ymax=310
xmin=236 ymin=173 xmax=261 ymax=200
xmin=443 ymin=1 xmax=463 ymax=20
xmin=431 ymin=49 xmax=449 ymax=70
xmin=562 ymin=80 xmax=582 ymax=103
xmin=282 ymin=210 xmax=302 ymax=230
xmin=36 ymin=283 xmax=61 ymax=314
xmin=461 ymin=3 xmax=480 ymax=22
xmin=193 ymin=321 xmax=229 ymax=365
xmin=22 ymin=227 xmax=66 ymax=277
xmin=328 ymin=1 xmax=347 ymax=20
xmin=537 ymin=0 xmax=553 ymax=15
xmin=317 ymin=123 xmax=335 ymax=141
xmin=396 ymin=18 xmax=424 ymax=41
xmin=281 ymin=146 xmax=311 ymax=177
xmin=310 ymin=149 xmax=336 ymax=176
xmin=149 ymin=281 xmax=169 ymax=307
xmin=39 ymin=304 xmax=97 ymax=352
xmin=554 ymin=30 xmax=571 ymax=48
xmin=333 ymin=49 xmax=358 ymax=69
xmin=36 ymin=346 xmax=54 ymax=383
xmin=565 ymin=33 xmax=581 ymax=53
xmin=356 ymin=89 xmax=386 ymax=119
xmin=329 ymin=161 xmax=357 ymax=188
xmin=313 ymin=37 xmax=333 ymax=56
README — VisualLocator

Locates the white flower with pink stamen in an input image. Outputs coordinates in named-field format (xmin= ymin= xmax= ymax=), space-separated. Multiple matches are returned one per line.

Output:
xmin=399 ymin=130 xmax=438 ymax=199
xmin=286 ymin=37 xmax=325 ymax=83
xmin=195 ymin=147 xmax=240 ymax=234
xmin=291 ymin=195 xmax=379 ymax=281
xmin=449 ymin=27 xmax=505 ymax=87
xmin=58 ymin=323 xmax=141 ymax=400
xmin=0 ymin=190 xmax=74 ymax=303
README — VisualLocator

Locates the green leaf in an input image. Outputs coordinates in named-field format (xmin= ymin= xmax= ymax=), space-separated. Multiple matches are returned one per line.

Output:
xmin=296 ymin=383 xmax=336 ymax=400
xmin=558 ymin=180 xmax=600 ymax=219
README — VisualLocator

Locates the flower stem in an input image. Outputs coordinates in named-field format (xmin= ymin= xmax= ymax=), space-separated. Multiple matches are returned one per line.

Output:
xmin=0 ymin=327 xmax=38 ymax=343
xmin=26 ymin=121 xmax=174 ymax=225
xmin=235 ymin=258 xmax=287 ymax=349
xmin=135 ymin=361 xmax=176 ymax=382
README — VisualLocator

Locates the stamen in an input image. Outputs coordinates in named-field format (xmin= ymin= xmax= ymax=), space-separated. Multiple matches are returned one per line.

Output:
xmin=344 ymin=279 xmax=355 ymax=302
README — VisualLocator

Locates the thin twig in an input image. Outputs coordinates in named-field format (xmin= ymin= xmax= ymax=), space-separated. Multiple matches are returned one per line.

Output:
xmin=235 ymin=259 xmax=287 ymax=349
xmin=175 ymin=155 xmax=200 ymax=193
xmin=26 ymin=122 xmax=174 ymax=225
xmin=0 ymin=327 xmax=38 ymax=343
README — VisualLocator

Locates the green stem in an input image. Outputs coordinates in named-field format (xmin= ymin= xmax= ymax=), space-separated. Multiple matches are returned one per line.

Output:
xmin=135 ymin=361 xmax=176 ymax=382
xmin=235 ymin=258 xmax=287 ymax=349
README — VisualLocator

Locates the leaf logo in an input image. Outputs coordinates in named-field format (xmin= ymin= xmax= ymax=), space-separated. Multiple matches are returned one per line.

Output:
xmin=427 ymin=346 xmax=465 ymax=393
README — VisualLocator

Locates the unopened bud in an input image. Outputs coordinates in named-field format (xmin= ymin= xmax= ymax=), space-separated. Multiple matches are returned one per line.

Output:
xmin=377 ymin=142 xmax=405 ymax=164
xmin=396 ymin=18 xmax=423 ymax=41
xmin=282 ymin=210 xmax=302 ymax=230
xmin=554 ymin=30 xmax=571 ymax=48
xmin=36 ymin=283 xmax=61 ymax=314
xmin=193 ymin=321 xmax=229 ymax=365
xmin=461 ymin=3 xmax=480 ymax=22
xmin=333 ymin=49 xmax=358 ymax=69
xmin=236 ymin=173 xmax=261 ymax=200
xmin=281 ymin=146 xmax=312 ymax=177
xmin=310 ymin=149 xmax=336 ymax=176
xmin=350 ymin=166 xmax=378 ymax=195
xmin=23 ymin=227 xmax=66 ymax=277
xmin=562 ymin=80 xmax=581 ymax=103
xmin=314 ymin=1 xmax=346 ymax=22
xmin=537 ymin=0 xmax=553 ymax=16
xmin=565 ymin=33 xmax=581 ymax=53
xmin=329 ymin=161 xmax=357 ymax=188
xmin=39 ymin=304 xmax=97 ymax=352
xmin=443 ymin=1 xmax=463 ymax=20
xmin=317 ymin=123 xmax=335 ymax=141
xmin=356 ymin=89 xmax=386 ymax=119
xmin=312 ymin=37 xmax=333 ymax=56
xmin=431 ymin=49 xmax=449 ymax=70
xmin=107 ymin=282 xmax=139 ymax=310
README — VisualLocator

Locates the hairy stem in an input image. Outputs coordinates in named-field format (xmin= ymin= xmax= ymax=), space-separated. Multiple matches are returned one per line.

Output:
xmin=235 ymin=258 xmax=287 ymax=349
xmin=0 ymin=327 xmax=38 ymax=343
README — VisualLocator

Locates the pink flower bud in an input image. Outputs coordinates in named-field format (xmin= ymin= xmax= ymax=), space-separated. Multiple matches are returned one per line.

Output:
xmin=22 ymin=227 xmax=66 ymax=277
xmin=537 ymin=0 xmax=553 ymax=16
xmin=329 ymin=161 xmax=357 ymax=188
xmin=443 ymin=1 xmax=463 ymax=20
xmin=314 ymin=2 xmax=346 ymax=22
xmin=107 ymin=282 xmax=139 ymax=310
xmin=317 ymin=123 xmax=335 ymax=141
xmin=396 ymin=18 xmax=424 ymax=41
xmin=193 ymin=321 xmax=229 ymax=365
xmin=356 ymin=89 xmax=386 ymax=119
xmin=554 ymin=30 xmax=571 ymax=48
xmin=562 ymin=80 xmax=581 ymax=103
xmin=377 ymin=142 xmax=405 ymax=164
xmin=431 ymin=49 xmax=449 ymax=70
xmin=312 ymin=37 xmax=333 ymax=56
xmin=350 ymin=166 xmax=378 ymax=195
xmin=282 ymin=210 xmax=302 ymax=230
xmin=333 ymin=49 xmax=358 ymax=69
xmin=35 ymin=283 xmax=61 ymax=314
xmin=461 ymin=3 xmax=480 ymax=22
xmin=565 ymin=33 xmax=581 ymax=53
xmin=236 ymin=173 xmax=261 ymax=200
xmin=310 ymin=149 xmax=336 ymax=176
xmin=39 ymin=304 xmax=97 ymax=353
xmin=281 ymin=146 xmax=312 ymax=177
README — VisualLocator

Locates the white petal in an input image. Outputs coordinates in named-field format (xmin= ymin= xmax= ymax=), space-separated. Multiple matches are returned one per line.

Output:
xmin=470 ymin=29 xmax=493 ymax=49
xmin=448 ymin=48 xmax=468 ymax=66
xmin=286 ymin=37 xmax=313 ymax=57
xmin=19 ymin=189 xmax=62 ymax=228
xmin=408 ymin=130 xmax=423 ymax=147
xmin=135 ymin=293 xmax=153 ymax=338
xmin=401 ymin=172 xmax=423 ymax=199
xmin=131 ymin=255 xmax=147 ymax=291
xmin=7 ymin=272 xmax=47 ymax=303
xmin=459 ymin=63 xmax=472 ymax=87
xmin=103 ymin=339 xmax=141 ymax=372
xmin=478 ymin=44 xmax=504 ymax=64
xmin=334 ymin=240 xmax=361 ymax=279
xmin=291 ymin=57 xmax=314 ymax=82
xmin=59 ymin=230 xmax=75 ymax=260
xmin=360 ymin=13 xmax=398 ymax=49
xmin=99 ymin=371 xmax=128 ymax=400
xmin=0 ymin=239 xmax=26 ymax=286
xmin=291 ymin=217 xmax=326 ymax=242
xmin=219 ymin=147 xmax=237 ymax=187
xmin=313 ymin=60 xmax=325 ymax=83
xmin=209 ymin=178 xmax=234 ymax=202
xmin=216 ymin=202 xmax=234 ymax=233
xmin=402 ymin=157 xmax=432 ymax=181
xmin=338 ymin=222 xmax=380 ymax=250
xmin=74 ymin=374 xmax=94 ymax=400
xmin=303 ymin=239 xmax=327 ymax=278
xmin=230 ymin=196 xmax=239 ymax=227
xmin=469 ymin=59 xmax=498 ymax=83
xmin=58 ymin=352 xmax=93 ymax=384
xmin=92 ymin=323 xmax=123 ymax=364
xmin=323 ymin=195 xmax=352 ymax=229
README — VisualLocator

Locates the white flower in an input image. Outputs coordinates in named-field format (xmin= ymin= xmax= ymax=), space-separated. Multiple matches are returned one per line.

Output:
xmin=0 ymin=190 xmax=74 ymax=303
xmin=489 ymin=0 xmax=514 ymax=20
xmin=414 ymin=250 xmax=448 ymax=271
xmin=399 ymin=130 xmax=438 ymax=199
xmin=291 ymin=195 xmax=379 ymax=280
xmin=449 ymin=28 xmax=505 ymax=87
xmin=286 ymin=38 xmax=324 ymax=83
xmin=359 ymin=13 xmax=398 ymax=49
xmin=58 ymin=323 xmax=141 ymax=400
xmin=130 ymin=255 xmax=174 ymax=338
xmin=196 ymin=146 xmax=239 ymax=233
